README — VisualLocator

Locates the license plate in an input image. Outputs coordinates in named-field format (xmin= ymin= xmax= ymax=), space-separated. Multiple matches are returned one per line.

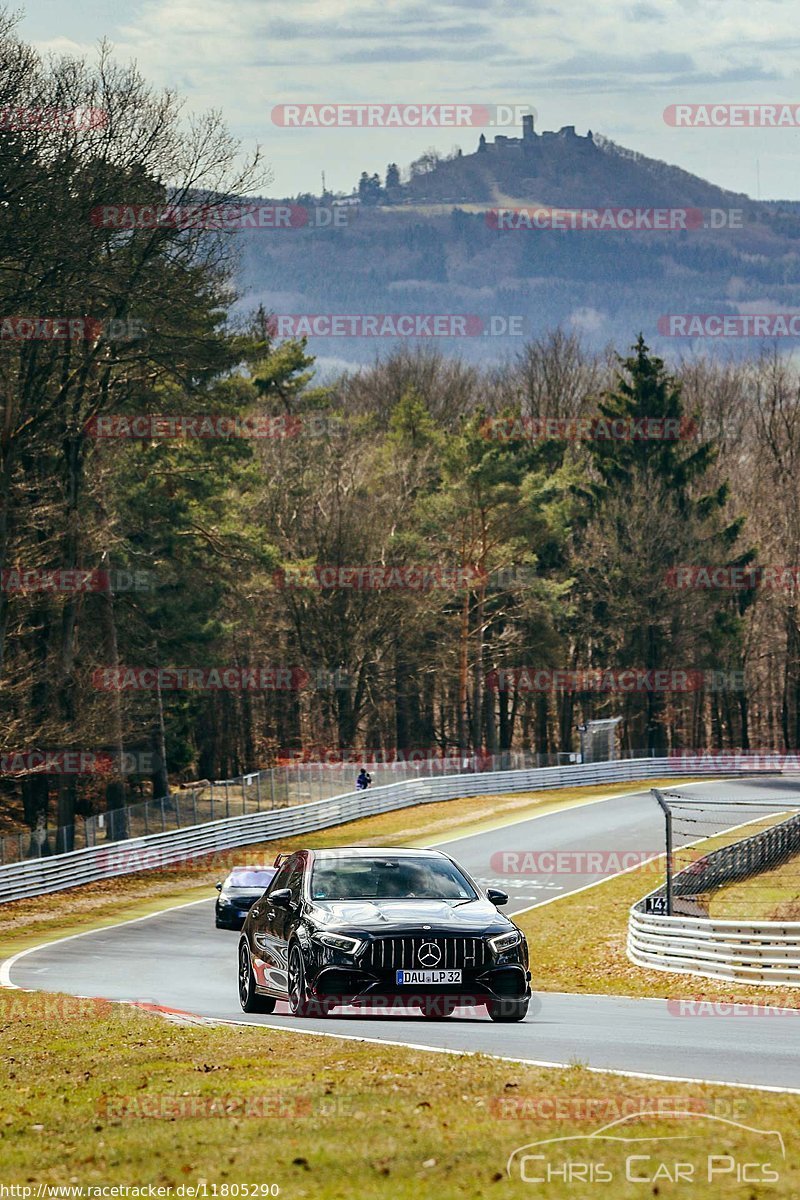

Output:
xmin=396 ymin=969 xmax=462 ymax=985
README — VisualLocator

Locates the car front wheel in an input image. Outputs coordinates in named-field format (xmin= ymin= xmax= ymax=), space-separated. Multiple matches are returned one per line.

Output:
xmin=288 ymin=944 xmax=330 ymax=1017
xmin=238 ymin=941 xmax=277 ymax=1014
xmin=487 ymin=997 xmax=529 ymax=1023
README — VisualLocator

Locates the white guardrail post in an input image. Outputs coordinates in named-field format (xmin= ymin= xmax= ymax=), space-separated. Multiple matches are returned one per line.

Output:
xmin=0 ymin=755 xmax=784 ymax=904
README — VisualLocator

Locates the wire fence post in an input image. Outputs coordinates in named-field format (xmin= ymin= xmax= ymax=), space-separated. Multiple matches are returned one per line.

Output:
xmin=256 ymin=772 xmax=262 ymax=812
xmin=653 ymin=788 xmax=673 ymax=915
xmin=270 ymin=769 xmax=276 ymax=809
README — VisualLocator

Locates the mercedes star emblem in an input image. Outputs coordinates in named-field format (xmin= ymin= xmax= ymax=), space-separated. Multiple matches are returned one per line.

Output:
xmin=417 ymin=941 xmax=442 ymax=966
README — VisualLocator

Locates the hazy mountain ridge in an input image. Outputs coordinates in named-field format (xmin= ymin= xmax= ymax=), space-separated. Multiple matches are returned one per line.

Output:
xmin=236 ymin=127 xmax=800 ymax=366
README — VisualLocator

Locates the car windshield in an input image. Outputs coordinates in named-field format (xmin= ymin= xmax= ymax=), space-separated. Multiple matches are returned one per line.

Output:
xmin=310 ymin=857 xmax=476 ymax=901
xmin=226 ymin=870 xmax=274 ymax=888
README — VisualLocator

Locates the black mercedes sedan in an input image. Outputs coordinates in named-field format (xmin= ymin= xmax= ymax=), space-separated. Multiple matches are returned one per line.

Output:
xmin=237 ymin=847 xmax=531 ymax=1021
xmin=215 ymin=865 xmax=277 ymax=929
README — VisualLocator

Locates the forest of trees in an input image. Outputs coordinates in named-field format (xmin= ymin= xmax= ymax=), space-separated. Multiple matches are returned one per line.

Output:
xmin=2 ymin=17 xmax=800 ymax=843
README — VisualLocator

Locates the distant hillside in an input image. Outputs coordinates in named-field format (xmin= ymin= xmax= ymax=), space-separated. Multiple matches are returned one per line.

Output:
xmin=236 ymin=122 xmax=800 ymax=368
xmin=397 ymin=125 xmax=752 ymax=211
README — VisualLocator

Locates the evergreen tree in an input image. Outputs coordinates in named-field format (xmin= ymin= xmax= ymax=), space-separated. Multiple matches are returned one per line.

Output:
xmin=576 ymin=336 xmax=753 ymax=753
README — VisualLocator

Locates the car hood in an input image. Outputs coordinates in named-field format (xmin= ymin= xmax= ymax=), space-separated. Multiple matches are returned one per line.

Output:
xmin=309 ymin=897 xmax=509 ymax=933
xmin=221 ymin=888 xmax=262 ymax=903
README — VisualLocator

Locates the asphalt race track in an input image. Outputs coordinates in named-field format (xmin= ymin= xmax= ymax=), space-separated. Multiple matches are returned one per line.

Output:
xmin=7 ymin=778 xmax=800 ymax=1091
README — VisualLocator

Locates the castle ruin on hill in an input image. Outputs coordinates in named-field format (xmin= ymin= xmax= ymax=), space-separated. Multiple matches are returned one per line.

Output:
xmin=477 ymin=114 xmax=596 ymax=153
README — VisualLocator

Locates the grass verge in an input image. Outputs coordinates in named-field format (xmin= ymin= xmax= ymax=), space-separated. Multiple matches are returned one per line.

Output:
xmin=0 ymin=991 xmax=797 ymax=1196
xmin=708 ymin=853 xmax=800 ymax=921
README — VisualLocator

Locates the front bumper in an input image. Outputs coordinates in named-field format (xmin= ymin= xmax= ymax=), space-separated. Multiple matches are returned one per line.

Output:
xmin=310 ymin=963 xmax=530 ymax=1005
xmin=215 ymin=906 xmax=250 ymax=928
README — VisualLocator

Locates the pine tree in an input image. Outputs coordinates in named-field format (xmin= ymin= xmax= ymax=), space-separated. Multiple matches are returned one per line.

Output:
xmin=576 ymin=336 xmax=753 ymax=753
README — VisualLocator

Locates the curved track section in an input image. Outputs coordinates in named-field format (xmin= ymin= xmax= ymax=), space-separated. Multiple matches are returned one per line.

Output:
xmin=7 ymin=779 xmax=800 ymax=1090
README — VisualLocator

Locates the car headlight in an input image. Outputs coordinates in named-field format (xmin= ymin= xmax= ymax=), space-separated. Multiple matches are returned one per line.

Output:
xmin=218 ymin=893 xmax=232 ymax=906
xmin=488 ymin=930 xmax=522 ymax=954
xmin=315 ymin=932 xmax=364 ymax=954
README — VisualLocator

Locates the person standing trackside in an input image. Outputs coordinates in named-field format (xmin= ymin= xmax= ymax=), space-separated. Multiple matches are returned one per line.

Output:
xmin=356 ymin=767 xmax=372 ymax=791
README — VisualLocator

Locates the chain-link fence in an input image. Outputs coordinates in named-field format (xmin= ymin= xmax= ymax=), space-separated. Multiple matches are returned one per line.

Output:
xmin=644 ymin=787 xmax=800 ymax=918
xmin=1 ymin=747 xmax=605 ymax=865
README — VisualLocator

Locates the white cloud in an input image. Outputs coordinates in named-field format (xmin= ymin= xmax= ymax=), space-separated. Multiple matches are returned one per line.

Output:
xmin=18 ymin=0 xmax=800 ymax=197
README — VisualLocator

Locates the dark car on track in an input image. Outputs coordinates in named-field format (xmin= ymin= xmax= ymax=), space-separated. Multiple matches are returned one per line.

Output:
xmin=237 ymin=847 xmax=531 ymax=1021
xmin=215 ymin=866 xmax=277 ymax=929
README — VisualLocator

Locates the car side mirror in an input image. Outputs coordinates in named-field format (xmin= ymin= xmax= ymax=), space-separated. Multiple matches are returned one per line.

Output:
xmin=270 ymin=888 xmax=293 ymax=909
xmin=215 ymin=881 xmax=223 ymax=891
xmin=487 ymin=887 xmax=508 ymax=906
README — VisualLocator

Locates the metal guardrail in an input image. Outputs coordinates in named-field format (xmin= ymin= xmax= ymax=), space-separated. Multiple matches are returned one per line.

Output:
xmin=0 ymin=755 xmax=777 ymax=904
xmin=629 ymin=802 xmax=800 ymax=985
xmin=628 ymin=909 xmax=800 ymax=985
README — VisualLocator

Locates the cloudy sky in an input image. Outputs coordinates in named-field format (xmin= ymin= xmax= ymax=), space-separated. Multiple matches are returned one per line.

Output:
xmin=18 ymin=0 xmax=800 ymax=199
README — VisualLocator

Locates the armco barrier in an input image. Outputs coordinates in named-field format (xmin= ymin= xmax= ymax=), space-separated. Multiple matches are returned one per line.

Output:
xmin=628 ymin=909 xmax=800 ymax=985
xmin=0 ymin=756 xmax=785 ymax=904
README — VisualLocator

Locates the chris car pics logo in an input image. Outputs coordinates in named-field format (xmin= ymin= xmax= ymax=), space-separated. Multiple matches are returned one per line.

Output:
xmin=506 ymin=1111 xmax=785 ymax=1186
